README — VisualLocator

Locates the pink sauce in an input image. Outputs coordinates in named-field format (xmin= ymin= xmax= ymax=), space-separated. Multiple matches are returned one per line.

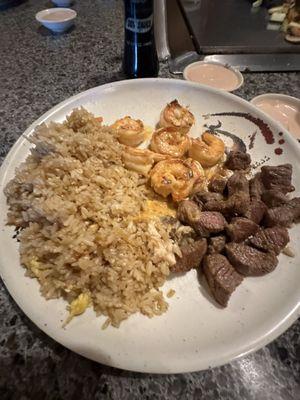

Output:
xmin=185 ymin=64 xmax=240 ymax=91
xmin=255 ymin=99 xmax=300 ymax=139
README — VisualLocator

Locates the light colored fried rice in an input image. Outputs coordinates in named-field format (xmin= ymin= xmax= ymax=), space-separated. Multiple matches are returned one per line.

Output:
xmin=4 ymin=108 xmax=179 ymax=328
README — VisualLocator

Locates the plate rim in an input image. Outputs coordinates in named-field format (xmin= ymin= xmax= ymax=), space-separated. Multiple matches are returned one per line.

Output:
xmin=1 ymin=78 xmax=300 ymax=374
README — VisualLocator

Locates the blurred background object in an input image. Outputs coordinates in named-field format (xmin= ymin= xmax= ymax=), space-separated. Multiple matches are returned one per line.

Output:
xmin=156 ymin=0 xmax=300 ymax=72
xmin=123 ymin=0 xmax=159 ymax=78
xmin=0 ymin=0 xmax=25 ymax=11
xmin=51 ymin=0 xmax=73 ymax=7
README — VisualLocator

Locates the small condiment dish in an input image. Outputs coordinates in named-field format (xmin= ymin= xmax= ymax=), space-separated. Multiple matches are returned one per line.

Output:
xmin=251 ymin=93 xmax=300 ymax=140
xmin=36 ymin=8 xmax=77 ymax=33
xmin=183 ymin=61 xmax=244 ymax=92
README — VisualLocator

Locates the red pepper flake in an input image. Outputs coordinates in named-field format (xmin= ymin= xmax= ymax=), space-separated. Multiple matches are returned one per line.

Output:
xmin=210 ymin=112 xmax=275 ymax=145
xmin=278 ymin=139 xmax=285 ymax=145
xmin=274 ymin=148 xmax=283 ymax=155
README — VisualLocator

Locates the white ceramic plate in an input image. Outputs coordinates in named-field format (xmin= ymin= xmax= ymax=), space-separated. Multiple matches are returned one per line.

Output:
xmin=0 ymin=79 xmax=300 ymax=373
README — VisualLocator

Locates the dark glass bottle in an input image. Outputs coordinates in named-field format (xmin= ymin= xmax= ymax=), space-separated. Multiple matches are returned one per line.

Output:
xmin=123 ymin=0 xmax=159 ymax=78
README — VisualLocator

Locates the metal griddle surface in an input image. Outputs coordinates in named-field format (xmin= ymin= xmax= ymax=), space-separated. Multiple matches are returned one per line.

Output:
xmin=179 ymin=0 xmax=300 ymax=54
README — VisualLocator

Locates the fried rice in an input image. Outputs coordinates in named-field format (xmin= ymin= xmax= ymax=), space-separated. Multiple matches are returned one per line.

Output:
xmin=4 ymin=108 xmax=179 ymax=328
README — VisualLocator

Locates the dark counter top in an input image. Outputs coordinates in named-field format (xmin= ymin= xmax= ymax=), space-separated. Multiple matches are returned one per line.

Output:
xmin=0 ymin=1 xmax=299 ymax=399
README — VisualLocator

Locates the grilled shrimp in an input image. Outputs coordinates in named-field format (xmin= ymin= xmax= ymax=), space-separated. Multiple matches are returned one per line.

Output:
xmin=111 ymin=116 xmax=146 ymax=147
xmin=159 ymin=100 xmax=195 ymax=133
xmin=122 ymin=147 xmax=168 ymax=176
xmin=189 ymin=132 xmax=225 ymax=168
xmin=150 ymin=127 xmax=190 ymax=158
xmin=150 ymin=158 xmax=205 ymax=202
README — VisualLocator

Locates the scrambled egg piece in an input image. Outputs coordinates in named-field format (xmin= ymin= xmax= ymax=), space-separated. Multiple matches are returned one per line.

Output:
xmin=133 ymin=199 xmax=176 ymax=222
xmin=62 ymin=293 xmax=91 ymax=327
xmin=27 ymin=258 xmax=42 ymax=278
xmin=27 ymin=259 xmax=91 ymax=327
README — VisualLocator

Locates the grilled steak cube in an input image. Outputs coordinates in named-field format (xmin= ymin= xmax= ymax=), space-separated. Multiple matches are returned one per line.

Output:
xmin=249 ymin=173 xmax=264 ymax=200
xmin=264 ymin=197 xmax=300 ymax=227
xmin=226 ymin=243 xmax=278 ymax=276
xmin=205 ymin=192 xmax=250 ymax=216
xmin=194 ymin=211 xmax=227 ymax=237
xmin=226 ymin=217 xmax=259 ymax=242
xmin=244 ymin=199 xmax=267 ymax=224
xmin=177 ymin=201 xmax=226 ymax=237
xmin=204 ymin=173 xmax=250 ymax=217
xmin=264 ymin=207 xmax=293 ymax=227
xmin=286 ymin=197 xmax=300 ymax=217
xmin=249 ymin=227 xmax=289 ymax=255
xmin=261 ymin=189 xmax=289 ymax=208
xmin=208 ymin=178 xmax=227 ymax=193
xmin=225 ymin=151 xmax=251 ymax=171
xmin=227 ymin=172 xmax=250 ymax=197
xmin=177 ymin=200 xmax=202 ymax=225
xmin=208 ymin=235 xmax=226 ymax=255
xmin=261 ymin=164 xmax=294 ymax=194
xmin=192 ymin=190 xmax=223 ymax=207
xmin=173 ymin=239 xmax=207 ymax=273
xmin=203 ymin=254 xmax=243 ymax=307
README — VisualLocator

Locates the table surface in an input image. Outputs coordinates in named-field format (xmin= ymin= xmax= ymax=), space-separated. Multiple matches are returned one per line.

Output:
xmin=0 ymin=1 xmax=299 ymax=399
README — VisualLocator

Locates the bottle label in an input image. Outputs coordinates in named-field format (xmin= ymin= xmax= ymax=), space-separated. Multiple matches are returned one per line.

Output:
xmin=126 ymin=39 xmax=153 ymax=47
xmin=125 ymin=15 xmax=153 ymax=33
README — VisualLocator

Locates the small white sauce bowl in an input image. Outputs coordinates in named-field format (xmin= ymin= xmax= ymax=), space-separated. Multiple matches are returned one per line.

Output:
xmin=251 ymin=93 xmax=300 ymax=139
xmin=52 ymin=0 xmax=73 ymax=7
xmin=36 ymin=8 xmax=77 ymax=33
xmin=183 ymin=61 xmax=244 ymax=92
